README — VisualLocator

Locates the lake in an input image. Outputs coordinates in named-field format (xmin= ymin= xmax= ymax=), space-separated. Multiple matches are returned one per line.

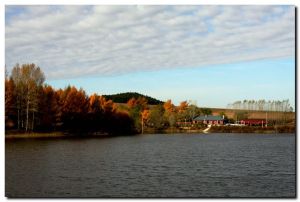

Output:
xmin=5 ymin=133 xmax=295 ymax=198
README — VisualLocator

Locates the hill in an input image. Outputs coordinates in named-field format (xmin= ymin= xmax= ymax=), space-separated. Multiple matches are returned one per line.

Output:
xmin=103 ymin=92 xmax=163 ymax=105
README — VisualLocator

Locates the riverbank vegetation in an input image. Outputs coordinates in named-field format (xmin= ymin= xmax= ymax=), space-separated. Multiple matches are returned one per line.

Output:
xmin=5 ymin=63 xmax=295 ymax=137
xmin=210 ymin=125 xmax=295 ymax=134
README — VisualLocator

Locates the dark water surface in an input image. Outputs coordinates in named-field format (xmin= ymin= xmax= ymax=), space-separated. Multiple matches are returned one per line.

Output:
xmin=6 ymin=133 xmax=295 ymax=198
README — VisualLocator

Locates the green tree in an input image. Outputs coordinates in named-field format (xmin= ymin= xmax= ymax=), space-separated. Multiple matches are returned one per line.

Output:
xmin=148 ymin=104 xmax=166 ymax=130
xmin=201 ymin=108 xmax=212 ymax=115
xmin=186 ymin=104 xmax=201 ymax=121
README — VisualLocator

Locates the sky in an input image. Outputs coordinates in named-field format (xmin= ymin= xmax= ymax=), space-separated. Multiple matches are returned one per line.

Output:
xmin=5 ymin=5 xmax=295 ymax=108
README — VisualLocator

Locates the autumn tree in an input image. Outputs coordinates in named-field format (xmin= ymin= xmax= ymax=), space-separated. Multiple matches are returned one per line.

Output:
xmin=141 ymin=109 xmax=150 ymax=124
xmin=38 ymin=85 xmax=60 ymax=131
xmin=62 ymin=87 xmax=88 ymax=114
xmin=127 ymin=97 xmax=137 ymax=108
xmin=136 ymin=97 xmax=148 ymax=110
xmin=87 ymin=94 xmax=115 ymax=132
xmin=11 ymin=64 xmax=45 ymax=131
xmin=11 ymin=64 xmax=23 ymax=129
xmin=109 ymin=111 xmax=135 ymax=134
xmin=60 ymin=86 xmax=89 ymax=132
xmin=88 ymin=94 xmax=101 ymax=113
xmin=162 ymin=99 xmax=177 ymax=127
xmin=127 ymin=97 xmax=148 ymax=111
xmin=177 ymin=101 xmax=189 ymax=113
xmin=141 ymin=109 xmax=150 ymax=133
xmin=127 ymin=97 xmax=149 ymax=132
xmin=98 ymin=96 xmax=118 ymax=132
xmin=102 ymin=98 xmax=117 ymax=114
xmin=163 ymin=99 xmax=176 ymax=114
xmin=176 ymin=101 xmax=189 ymax=122
xmin=5 ymin=76 xmax=15 ymax=128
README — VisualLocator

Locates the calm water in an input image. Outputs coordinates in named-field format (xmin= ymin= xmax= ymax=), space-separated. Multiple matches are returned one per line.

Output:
xmin=6 ymin=133 xmax=295 ymax=198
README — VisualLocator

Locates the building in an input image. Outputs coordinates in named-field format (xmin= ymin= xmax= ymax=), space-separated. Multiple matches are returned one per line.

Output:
xmin=193 ymin=115 xmax=224 ymax=125
xmin=239 ymin=119 xmax=266 ymax=126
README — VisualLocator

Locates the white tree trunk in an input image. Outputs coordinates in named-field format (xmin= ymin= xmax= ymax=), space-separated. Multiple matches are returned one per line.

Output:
xmin=17 ymin=108 xmax=20 ymax=129
xmin=26 ymin=95 xmax=29 ymax=132
xmin=31 ymin=111 xmax=34 ymax=131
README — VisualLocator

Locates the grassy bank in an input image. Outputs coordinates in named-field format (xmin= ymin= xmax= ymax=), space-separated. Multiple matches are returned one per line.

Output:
xmin=5 ymin=131 xmax=112 ymax=139
xmin=209 ymin=125 xmax=295 ymax=134
xmin=143 ymin=127 xmax=206 ymax=134
xmin=143 ymin=125 xmax=295 ymax=134
xmin=5 ymin=132 xmax=68 ymax=139
xmin=6 ymin=125 xmax=295 ymax=139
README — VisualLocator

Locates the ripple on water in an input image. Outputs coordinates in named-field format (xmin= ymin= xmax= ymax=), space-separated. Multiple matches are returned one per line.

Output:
xmin=5 ymin=133 xmax=295 ymax=197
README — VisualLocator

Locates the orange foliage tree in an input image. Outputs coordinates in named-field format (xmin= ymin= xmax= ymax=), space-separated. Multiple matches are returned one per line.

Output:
xmin=141 ymin=109 xmax=150 ymax=124
xmin=127 ymin=97 xmax=137 ymax=108
xmin=177 ymin=101 xmax=189 ymax=113
xmin=163 ymin=99 xmax=176 ymax=114
xmin=38 ymin=85 xmax=60 ymax=130
xmin=163 ymin=99 xmax=177 ymax=127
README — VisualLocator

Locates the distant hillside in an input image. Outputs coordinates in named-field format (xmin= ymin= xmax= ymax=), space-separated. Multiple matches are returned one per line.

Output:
xmin=103 ymin=92 xmax=163 ymax=105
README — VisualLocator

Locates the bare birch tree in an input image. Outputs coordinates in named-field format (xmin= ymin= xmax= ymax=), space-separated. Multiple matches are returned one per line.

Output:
xmin=11 ymin=64 xmax=45 ymax=131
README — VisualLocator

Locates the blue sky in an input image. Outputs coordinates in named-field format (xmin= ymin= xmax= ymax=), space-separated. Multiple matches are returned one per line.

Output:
xmin=47 ymin=57 xmax=295 ymax=108
xmin=5 ymin=5 xmax=295 ymax=108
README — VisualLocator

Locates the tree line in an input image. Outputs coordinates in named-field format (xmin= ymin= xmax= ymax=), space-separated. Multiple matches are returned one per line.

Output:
xmin=227 ymin=99 xmax=293 ymax=112
xmin=227 ymin=99 xmax=295 ymax=127
xmin=5 ymin=63 xmax=212 ymax=135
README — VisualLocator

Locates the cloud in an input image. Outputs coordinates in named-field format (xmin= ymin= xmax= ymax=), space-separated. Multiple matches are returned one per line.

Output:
xmin=5 ymin=5 xmax=295 ymax=79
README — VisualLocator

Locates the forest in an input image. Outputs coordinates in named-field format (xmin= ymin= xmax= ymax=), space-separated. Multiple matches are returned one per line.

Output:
xmin=103 ymin=92 xmax=163 ymax=105
xmin=5 ymin=63 xmax=210 ymax=135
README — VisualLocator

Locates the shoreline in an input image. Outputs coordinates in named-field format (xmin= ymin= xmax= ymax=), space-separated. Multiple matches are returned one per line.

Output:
xmin=5 ymin=131 xmax=112 ymax=139
xmin=5 ymin=129 xmax=295 ymax=139
xmin=5 ymin=132 xmax=67 ymax=139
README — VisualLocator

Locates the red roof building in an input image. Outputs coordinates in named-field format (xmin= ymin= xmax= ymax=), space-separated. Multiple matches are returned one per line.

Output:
xmin=240 ymin=119 xmax=266 ymax=126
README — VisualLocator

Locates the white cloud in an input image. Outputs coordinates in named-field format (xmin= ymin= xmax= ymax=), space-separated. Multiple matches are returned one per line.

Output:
xmin=5 ymin=5 xmax=295 ymax=79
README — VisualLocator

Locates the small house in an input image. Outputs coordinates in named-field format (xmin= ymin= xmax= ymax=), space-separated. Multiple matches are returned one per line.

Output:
xmin=193 ymin=115 xmax=224 ymax=125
